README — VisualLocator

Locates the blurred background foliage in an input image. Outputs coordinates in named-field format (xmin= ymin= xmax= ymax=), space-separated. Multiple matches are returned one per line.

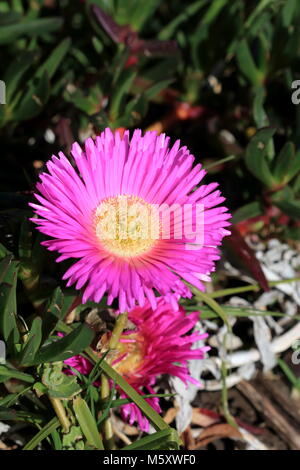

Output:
xmin=1 ymin=0 xmax=300 ymax=323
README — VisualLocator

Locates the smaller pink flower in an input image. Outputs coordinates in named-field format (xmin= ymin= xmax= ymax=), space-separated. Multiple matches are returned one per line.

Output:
xmin=63 ymin=353 xmax=94 ymax=376
xmin=62 ymin=299 xmax=209 ymax=432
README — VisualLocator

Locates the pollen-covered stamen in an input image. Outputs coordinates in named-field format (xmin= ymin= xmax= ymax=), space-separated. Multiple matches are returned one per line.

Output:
xmin=94 ymin=195 xmax=159 ymax=257
xmin=112 ymin=332 xmax=144 ymax=376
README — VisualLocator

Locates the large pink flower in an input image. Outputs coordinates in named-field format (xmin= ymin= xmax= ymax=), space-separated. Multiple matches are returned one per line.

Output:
xmin=63 ymin=299 xmax=209 ymax=432
xmin=30 ymin=128 xmax=230 ymax=311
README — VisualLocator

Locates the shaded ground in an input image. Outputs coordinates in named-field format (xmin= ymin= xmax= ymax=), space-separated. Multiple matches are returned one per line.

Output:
xmin=189 ymin=372 xmax=300 ymax=450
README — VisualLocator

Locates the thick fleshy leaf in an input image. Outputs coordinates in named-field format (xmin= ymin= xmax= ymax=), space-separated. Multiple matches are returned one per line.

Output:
xmin=29 ymin=324 xmax=94 ymax=365
xmin=245 ymin=127 xmax=276 ymax=187
xmin=0 ymin=12 xmax=22 ymax=26
xmin=158 ymin=0 xmax=208 ymax=40
xmin=232 ymin=201 xmax=263 ymax=224
xmin=4 ymin=52 xmax=36 ymax=104
xmin=20 ymin=317 xmax=43 ymax=366
xmin=0 ymin=17 xmax=63 ymax=44
xmin=0 ymin=259 xmax=20 ymax=349
xmin=13 ymin=71 xmax=50 ymax=121
xmin=116 ymin=0 xmax=161 ymax=30
xmin=40 ymin=288 xmax=65 ymax=343
xmin=281 ymin=0 xmax=298 ymax=27
xmin=36 ymin=37 xmax=71 ymax=81
xmin=0 ymin=365 xmax=35 ymax=384
xmin=253 ymin=85 xmax=268 ymax=128
xmin=109 ymin=68 xmax=137 ymax=121
xmin=41 ymin=362 xmax=82 ymax=399
xmin=236 ymin=39 xmax=264 ymax=86
xmin=73 ymin=396 xmax=104 ymax=449
xmin=273 ymin=142 xmax=300 ymax=185
xmin=274 ymin=199 xmax=300 ymax=221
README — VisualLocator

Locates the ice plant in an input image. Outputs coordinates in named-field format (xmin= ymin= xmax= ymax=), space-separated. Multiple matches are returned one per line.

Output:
xmin=30 ymin=128 xmax=230 ymax=311
xmin=62 ymin=299 xmax=209 ymax=432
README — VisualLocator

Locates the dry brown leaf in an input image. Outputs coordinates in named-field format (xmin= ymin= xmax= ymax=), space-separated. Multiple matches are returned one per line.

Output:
xmin=163 ymin=407 xmax=178 ymax=424
xmin=192 ymin=423 xmax=243 ymax=449
xmin=112 ymin=414 xmax=139 ymax=436
xmin=181 ymin=427 xmax=196 ymax=450
xmin=191 ymin=408 xmax=219 ymax=427
xmin=0 ymin=439 xmax=17 ymax=450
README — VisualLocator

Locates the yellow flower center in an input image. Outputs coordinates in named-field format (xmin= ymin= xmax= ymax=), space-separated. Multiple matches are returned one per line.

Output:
xmin=113 ymin=333 xmax=144 ymax=377
xmin=94 ymin=195 xmax=159 ymax=257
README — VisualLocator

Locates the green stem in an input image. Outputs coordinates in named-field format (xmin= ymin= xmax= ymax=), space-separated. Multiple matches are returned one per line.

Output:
xmin=210 ymin=277 xmax=300 ymax=299
xmin=49 ymin=397 xmax=70 ymax=433
xmin=220 ymin=331 xmax=237 ymax=428
xmin=189 ymin=285 xmax=230 ymax=329
xmin=100 ymin=376 xmax=114 ymax=449
xmin=204 ymin=155 xmax=236 ymax=170
xmin=101 ymin=312 xmax=128 ymax=450
xmin=109 ymin=312 xmax=128 ymax=350
xmin=221 ymin=361 xmax=237 ymax=428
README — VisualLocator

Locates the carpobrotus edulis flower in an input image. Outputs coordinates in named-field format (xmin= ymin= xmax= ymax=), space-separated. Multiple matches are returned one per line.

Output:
xmin=63 ymin=299 xmax=209 ymax=432
xmin=30 ymin=128 xmax=230 ymax=311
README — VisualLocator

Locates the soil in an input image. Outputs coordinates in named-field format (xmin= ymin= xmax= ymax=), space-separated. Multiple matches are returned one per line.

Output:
xmin=191 ymin=372 xmax=300 ymax=450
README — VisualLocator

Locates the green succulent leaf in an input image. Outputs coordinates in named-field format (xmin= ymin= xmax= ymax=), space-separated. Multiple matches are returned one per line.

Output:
xmin=282 ymin=0 xmax=298 ymax=27
xmin=0 ymin=365 xmax=35 ymax=384
xmin=0 ymin=259 xmax=20 ymax=349
xmin=62 ymin=425 xmax=84 ymax=450
xmin=0 ymin=12 xmax=22 ymax=26
xmin=40 ymin=288 xmax=65 ymax=342
xmin=232 ymin=201 xmax=263 ymax=224
xmin=114 ymin=0 xmax=161 ymax=30
xmin=273 ymin=143 xmax=300 ymax=185
xmin=36 ymin=37 xmax=71 ymax=81
xmin=19 ymin=316 xmax=43 ymax=366
xmin=41 ymin=362 xmax=82 ymax=399
xmin=245 ymin=127 xmax=276 ymax=187
xmin=109 ymin=68 xmax=137 ymax=122
xmin=0 ymin=17 xmax=63 ymax=44
xmin=4 ymin=52 xmax=37 ymax=105
xmin=273 ymin=199 xmax=300 ymax=221
xmin=73 ymin=396 xmax=104 ymax=449
xmin=29 ymin=323 xmax=94 ymax=365
xmin=236 ymin=39 xmax=265 ymax=86
xmin=13 ymin=71 xmax=50 ymax=121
